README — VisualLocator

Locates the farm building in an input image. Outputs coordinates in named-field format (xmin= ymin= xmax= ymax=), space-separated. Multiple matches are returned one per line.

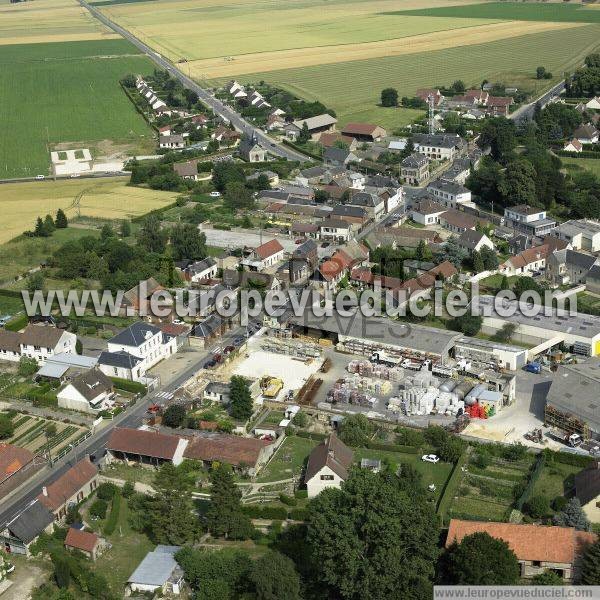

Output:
xmin=305 ymin=434 xmax=353 ymax=498
xmin=284 ymin=114 xmax=337 ymax=141
xmin=446 ymin=519 xmax=596 ymax=582
xmin=106 ymin=427 xmax=188 ymax=466
xmin=128 ymin=545 xmax=184 ymax=595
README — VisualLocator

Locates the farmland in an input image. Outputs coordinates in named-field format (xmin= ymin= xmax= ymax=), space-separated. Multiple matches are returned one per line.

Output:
xmin=562 ymin=157 xmax=600 ymax=179
xmin=0 ymin=178 xmax=177 ymax=245
xmin=0 ymin=39 xmax=154 ymax=179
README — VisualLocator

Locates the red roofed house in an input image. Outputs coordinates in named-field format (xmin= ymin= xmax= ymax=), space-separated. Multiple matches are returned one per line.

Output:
xmin=106 ymin=427 xmax=188 ymax=467
xmin=487 ymin=96 xmax=514 ymax=117
xmin=242 ymin=239 xmax=285 ymax=271
xmin=446 ymin=519 xmax=596 ymax=582
xmin=0 ymin=443 xmax=34 ymax=487
xmin=38 ymin=457 xmax=98 ymax=521
xmin=183 ymin=433 xmax=276 ymax=476
xmin=65 ymin=527 xmax=102 ymax=560
xmin=500 ymin=244 xmax=549 ymax=276
xmin=416 ymin=88 xmax=444 ymax=107
xmin=341 ymin=123 xmax=387 ymax=143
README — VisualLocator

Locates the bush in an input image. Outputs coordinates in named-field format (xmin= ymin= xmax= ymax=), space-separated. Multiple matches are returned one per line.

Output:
xmin=163 ymin=404 xmax=186 ymax=428
xmin=524 ymin=494 xmax=551 ymax=519
xmin=96 ymin=482 xmax=118 ymax=501
xmin=241 ymin=505 xmax=288 ymax=520
xmin=472 ymin=451 xmax=491 ymax=469
xmin=294 ymin=489 xmax=308 ymax=500
xmin=104 ymin=492 xmax=121 ymax=536
xmin=89 ymin=499 xmax=108 ymax=519
xmin=395 ymin=427 xmax=425 ymax=447
xmin=110 ymin=377 xmax=146 ymax=395
xmin=552 ymin=496 xmax=568 ymax=512
xmin=18 ymin=357 xmax=38 ymax=376
xmin=288 ymin=508 xmax=308 ymax=521
xmin=279 ymin=493 xmax=297 ymax=507
xmin=122 ymin=481 xmax=135 ymax=498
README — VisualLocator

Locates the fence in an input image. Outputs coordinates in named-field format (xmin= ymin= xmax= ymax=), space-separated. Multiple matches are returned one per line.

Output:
xmin=436 ymin=446 xmax=469 ymax=525
xmin=52 ymin=430 xmax=93 ymax=463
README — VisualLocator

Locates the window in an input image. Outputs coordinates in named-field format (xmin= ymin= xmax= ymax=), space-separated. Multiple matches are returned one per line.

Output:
xmin=320 ymin=474 xmax=334 ymax=481
xmin=532 ymin=560 xmax=541 ymax=567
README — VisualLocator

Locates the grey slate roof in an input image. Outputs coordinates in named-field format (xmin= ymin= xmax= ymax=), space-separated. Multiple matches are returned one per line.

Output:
xmin=429 ymin=179 xmax=469 ymax=196
xmin=109 ymin=322 xmax=161 ymax=348
xmin=402 ymin=153 xmax=428 ymax=168
xmin=187 ymin=257 xmax=217 ymax=275
xmin=69 ymin=369 xmax=113 ymax=401
xmin=458 ymin=229 xmax=487 ymax=250
xmin=98 ymin=350 xmax=142 ymax=370
xmin=128 ymin=545 xmax=182 ymax=587
xmin=348 ymin=192 xmax=381 ymax=208
xmin=332 ymin=205 xmax=367 ymax=218
xmin=413 ymin=133 xmax=465 ymax=150
xmin=324 ymin=147 xmax=353 ymax=164
xmin=7 ymin=500 xmax=53 ymax=544
xmin=294 ymin=238 xmax=318 ymax=256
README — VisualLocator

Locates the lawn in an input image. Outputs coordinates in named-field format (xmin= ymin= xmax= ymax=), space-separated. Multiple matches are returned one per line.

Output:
xmin=388 ymin=2 xmax=600 ymax=24
xmin=562 ymin=157 xmax=600 ymax=179
xmin=91 ymin=497 xmax=155 ymax=595
xmin=0 ymin=178 xmax=178 ymax=245
xmin=230 ymin=24 xmax=600 ymax=131
xmin=102 ymin=461 xmax=159 ymax=488
xmin=533 ymin=461 xmax=581 ymax=501
xmin=577 ymin=292 xmax=600 ymax=316
xmin=0 ymin=39 xmax=154 ymax=179
xmin=256 ymin=436 xmax=318 ymax=483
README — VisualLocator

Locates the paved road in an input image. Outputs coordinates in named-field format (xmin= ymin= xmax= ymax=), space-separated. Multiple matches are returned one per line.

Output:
xmin=79 ymin=0 xmax=307 ymax=164
xmin=509 ymin=80 xmax=566 ymax=124
xmin=0 ymin=172 xmax=129 ymax=185
xmin=0 ymin=323 xmax=247 ymax=529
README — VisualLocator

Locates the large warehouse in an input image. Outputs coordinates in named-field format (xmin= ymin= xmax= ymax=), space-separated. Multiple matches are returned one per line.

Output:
xmin=473 ymin=295 xmax=600 ymax=357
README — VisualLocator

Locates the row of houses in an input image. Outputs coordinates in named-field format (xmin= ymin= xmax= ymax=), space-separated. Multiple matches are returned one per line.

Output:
xmin=416 ymin=87 xmax=515 ymax=117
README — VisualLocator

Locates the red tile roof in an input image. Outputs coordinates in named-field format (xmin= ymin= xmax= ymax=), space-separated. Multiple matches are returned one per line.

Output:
xmin=319 ymin=132 xmax=355 ymax=148
xmin=319 ymin=259 xmax=345 ymax=282
xmin=65 ymin=528 xmax=99 ymax=553
xmin=107 ymin=428 xmax=182 ymax=461
xmin=447 ymin=519 xmax=596 ymax=565
xmin=429 ymin=260 xmax=458 ymax=279
xmin=183 ymin=434 xmax=272 ymax=466
xmin=503 ymin=244 xmax=549 ymax=269
xmin=255 ymin=239 xmax=284 ymax=260
xmin=341 ymin=123 xmax=380 ymax=136
xmin=38 ymin=457 xmax=97 ymax=512
xmin=351 ymin=267 xmax=374 ymax=285
xmin=487 ymin=96 xmax=513 ymax=107
xmin=157 ymin=322 xmax=191 ymax=337
xmin=331 ymin=249 xmax=353 ymax=271
xmin=0 ymin=443 xmax=34 ymax=485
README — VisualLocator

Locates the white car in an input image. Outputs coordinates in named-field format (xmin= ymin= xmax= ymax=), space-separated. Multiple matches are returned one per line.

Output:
xmin=35 ymin=175 xmax=45 ymax=180
xmin=209 ymin=191 xmax=221 ymax=198
xmin=422 ymin=454 xmax=440 ymax=464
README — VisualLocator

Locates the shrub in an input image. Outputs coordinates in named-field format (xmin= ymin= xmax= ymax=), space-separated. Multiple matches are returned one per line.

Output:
xmin=104 ymin=492 xmax=121 ymax=536
xmin=122 ymin=481 xmax=135 ymax=498
xmin=288 ymin=508 xmax=308 ymax=521
xmin=89 ymin=499 xmax=108 ymax=519
xmin=524 ymin=494 xmax=551 ymax=519
xmin=472 ymin=451 xmax=491 ymax=469
xmin=552 ymin=496 xmax=568 ymax=512
xmin=294 ymin=489 xmax=308 ymax=500
xmin=96 ymin=482 xmax=118 ymax=501
xmin=395 ymin=427 xmax=425 ymax=447
xmin=241 ymin=505 xmax=288 ymax=520
xmin=279 ymin=493 xmax=297 ymax=507
xmin=110 ymin=377 xmax=146 ymax=395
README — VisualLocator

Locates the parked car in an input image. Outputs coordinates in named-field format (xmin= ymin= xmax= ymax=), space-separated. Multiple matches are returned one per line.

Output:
xmin=224 ymin=345 xmax=235 ymax=354
xmin=35 ymin=175 xmax=45 ymax=180
xmin=321 ymin=242 xmax=330 ymax=248
xmin=421 ymin=454 xmax=439 ymax=464
xmin=524 ymin=362 xmax=541 ymax=374
xmin=232 ymin=336 xmax=245 ymax=346
xmin=209 ymin=191 xmax=221 ymax=198
xmin=70 ymin=173 xmax=81 ymax=178
xmin=204 ymin=359 xmax=216 ymax=368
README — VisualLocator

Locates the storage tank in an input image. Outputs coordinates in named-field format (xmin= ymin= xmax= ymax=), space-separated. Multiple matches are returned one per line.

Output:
xmin=439 ymin=379 xmax=458 ymax=393
xmin=465 ymin=383 xmax=488 ymax=406
xmin=453 ymin=380 xmax=474 ymax=401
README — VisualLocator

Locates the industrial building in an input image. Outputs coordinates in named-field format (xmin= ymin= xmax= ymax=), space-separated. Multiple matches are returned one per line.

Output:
xmin=473 ymin=295 xmax=600 ymax=357
xmin=453 ymin=337 xmax=528 ymax=371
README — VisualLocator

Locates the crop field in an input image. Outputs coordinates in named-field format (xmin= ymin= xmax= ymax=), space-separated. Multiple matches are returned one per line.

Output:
xmin=0 ymin=0 xmax=117 ymax=46
xmin=389 ymin=2 xmax=600 ymax=23
xmin=231 ymin=24 xmax=600 ymax=128
xmin=0 ymin=39 xmax=154 ymax=180
xmin=0 ymin=178 xmax=178 ymax=245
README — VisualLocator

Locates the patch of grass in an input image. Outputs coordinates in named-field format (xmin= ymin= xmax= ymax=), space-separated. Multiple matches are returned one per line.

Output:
xmin=0 ymin=39 xmax=153 ymax=179
xmin=256 ymin=436 xmax=318 ymax=483
xmin=387 ymin=3 xmax=600 ymax=24
xmin=102 ymin=462 xmax=158 ymax=487
xmin=533 ymin=461 xmax=580 ymax=500
xmin=561 ymin=157 xmax=600 ymax=178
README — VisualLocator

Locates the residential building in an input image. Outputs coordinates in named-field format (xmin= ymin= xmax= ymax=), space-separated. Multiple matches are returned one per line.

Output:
xmin=340 ymin=123 xmax=387 ymax=142
xmin=173 ymin=160 xmax=199 ymax=180
xmin=121 ymin=277 xmax=165 ymax=316
xmin=305 ymin=434 xmax=353 ymax=498
xmin=242 ymin=239 xmax=285 ymax=271
xmin=318 ymin=132 xmax=358 ymax=150
xmin=428 ymin=179 xmax=472 ymax=208
xmin=159 ymin=134 xmax=185 ymax=149
xmin=212 ymin=126 xmax=240 ymax=147
xmin=38 ymin=457 xmax=98 ymax=521
xmin=487 ymin=96 xmax=514 ymax=117
xmin=347 ymin=191 xmax=385 ymax=220
xmin=331 ymin=205 xmax=368 ymax=226
xmin=106 ymin=427 xmax=188 ymax=466
xmin=204 ymin=381 xmax=230 ymax=404
xmin=586 ymin=97 xmax=600 ymax=110
xmin=0 ymin=443 xmax=34 ymax=488
xmin=57 ymin=369 xmax=114 ymax=414
xmin=446 ymin=519 xmax=596 ymax=582
xmin=0 ymin=325 xmax=77 ymax=365
xmin=457 ymin=230 xmax=495 ymax=254
xmin=574 ymin=124 xmax=599 ymax=145
xmin=318 ymin=218 xmax=352 ymax=243
xmin=500 ymin=244 xmax=549 ymax=276
xmin=128 ymin=545 xmax=184 ymax=596
xmin=323 ymin=147 xmax=358 ymax=167
xmin=183 ymin=257 xmax=218 ymax=283
xmin=35 ymin=352 xmax=98 ymax=382
xmin=439 ymin=209 xmax=482 ymax=234
xmin=97 ymin=351 xmax=145 ymax=382
xmin=293 ymin=238 xmax=319 ymax=270
xmin=551 ymin=220 xmax=600 ymax=252
xmin=504 ymin=205 xmax=556 ymax=237
xmin=412 ymin=133 xmax=465 ymax=161
xmin=64 ymin=528 xmax=102 ymax=561
xmin=563 ymin=139 xmax=583 ymax=153
xmin=284 ymin=114 xmax=337 ymax=141
xmin=0 ymin=499 xmax=53 ymax=555
xmin=415 ymin=88 xmax=444 ymax=106
xmin=546 ymin=249 xmax=599 ymax=287
xmin=575 ymin=461 xmax=600 ymax=522
xmin=401 ymin=153 xmax=429 ymax=185
xmin=410 ymin=198 xmax=446 ymax=226
xmin=105 ymin=322 xmax=177 ymax=373
xmin=183 ymin=433 xmax=276 ymax=475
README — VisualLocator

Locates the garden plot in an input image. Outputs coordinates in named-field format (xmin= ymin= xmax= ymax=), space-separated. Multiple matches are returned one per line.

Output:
xmin=3 ymin=411 xmax=88 ymax=455
xmin=448 ymin=453 xmax=534 ymax=522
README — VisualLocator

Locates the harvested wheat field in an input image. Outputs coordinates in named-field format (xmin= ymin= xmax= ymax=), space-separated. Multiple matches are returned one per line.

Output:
xmin=0 ymin=0 xmax=117 ymax=46
xmin=191 ymin=20 xmax=584 ymax=79
xmin=0 ymin=178 xmax=177 ymax=244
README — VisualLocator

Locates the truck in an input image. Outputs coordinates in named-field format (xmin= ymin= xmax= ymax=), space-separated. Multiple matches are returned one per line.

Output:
xmin=524 ymin=362 xmax=542 ymax=374
xmin=370 ymin=351 xmax=398 ymax=368
xmin=400 ymin=358 xmax=422 ymax=371
xmin=548 ymin=428 xmax=583 ymax=447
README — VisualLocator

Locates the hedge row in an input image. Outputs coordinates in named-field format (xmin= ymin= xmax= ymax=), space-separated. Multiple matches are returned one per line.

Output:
xmin=557 ymin=150 xmax=600 ymax=159
xmin=131 ymin=201 xmax=180 ymax=223
xmin=364 ymin=440 xmax=420 ymax=454
xmin=281 ymin=139 xmax=321 ymax=161
xmin=548 ymin=449 xmax=593 ymax=468
xmin=110 ymin=377 xmax=147 ymax=395
xmin=241 ymin=504 xmax=308 ymax=521
xmin=436 ymin=447 xmax=469 ymax=525
xmin=292 ymin=430 xmax=327 ymax=442
xmin=104 ymin=492 xmax=122 ymax=536
xmin=514 ymin=452 xmax=546 ymax=512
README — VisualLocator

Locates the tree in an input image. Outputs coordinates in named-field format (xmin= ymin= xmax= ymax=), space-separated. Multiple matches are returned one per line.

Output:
xmin=536 ymin=66 xmax=546 ymax=80
xmin=493 ymin=322 xmax=517 ymax=343
xmin=121 ymin=480 xmax=135 ymax=499
xmin=34 ymin=216 xmax=50 ymax=237
xmin=525 ymin=494 xmax=550 ymax=519
xmin=148 ymin=463 xmax=199 ymax=544
xmin=90 ymin=499 xmax=108 ymax=519
xmin=532 ymin=570 xmax=564 ymax=585
xmin=120 ymin=220 xmax=131 ymax=238
xmin=307 ymin=469 xmax=439 ymax=599
xmin=381 ymin=88 xmax=399 ymax=107
xmin=250 ymin=551 xmax=301 ymax=600
xmin=415 ymin=239 xmax=432 ymax=262
xmin=44 ymin=214 xmax=56 ymax=235
xmin=472 ymin=250 xmax=484 ymax=273
xmin=162 ymin=404 xmax=186 ymax=428
xmin=53 ymin=555 xmax=71 ymax=589
xmin=338 ymin=413 xmax=374 ymax=447
xmin=137 ymin=214 xmax=168 ymax=254
xmin=553 ymin=498 xmax=591 ymax=531
xmin=451 ymin=80 xmax=466 ymax=94
xmin=437 ymin=435 xmax=466 ymax=463
xmin=26 ymin=271 xmax=44 ymax=294
xmin=229 ymin=375 xmax=253 ymax=421
xmin=498 ymin=159 xmax=537 ymax=207
xmin=479 ymin=246 xmax=498 ymax=271
xmin=223 ymin=181 xmax=254 ymax=210
xmin=212 ymin=161 xmax=246 ymax=192
xmin=439 ymin=532 xmax=520 ymax=585
xmin=0 ymin=414 xmax=14 ymax=440
xmin=499 ymin=274 xmax=510 ymax=291
xmin=441 ymin=236 xmax=467 ymax=268
xmin=581 ymin=538 xmax=600 ymax=584
xmin=100 ymin=223 xmax=114 ymax=241
xmin=448 ymin=314 xmax=482 ymax=336
xmin=55 ymin=208 xmax=68 ymax=229
xmin=478 ymin=117 xmax=517 ymax=163
xmin=206 ymin=463 xmax=253 ymax=539
xmin=170 ymin=223 xmax=207 ymax=261
xmin=298 ymin=122 xmax=311 ymax=143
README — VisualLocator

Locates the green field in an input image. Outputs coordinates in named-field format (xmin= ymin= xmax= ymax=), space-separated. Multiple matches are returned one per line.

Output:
xmin=562 ymin=157 xmax=600 ymax=178
xmin=388 ymin=2 xmax=600 ymax=24
xmin=0 ymin=39 xmax=153 ymax=179
xmin=233 ymin=24 xmax=600 ymax=130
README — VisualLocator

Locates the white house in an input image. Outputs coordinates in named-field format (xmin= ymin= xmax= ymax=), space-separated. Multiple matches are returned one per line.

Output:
xmin=57 ymin=369 xmax=114 ymax=414
xmin=563 ymin=139 xmax=583 ymax=153
xmin=105 ymin=322 xmax=177 ymax=373
xmin=0 ymin=325 xmax=77 ymax=365
xmin=574 ymin=124 xmax=599 ymax=145
xmin=428 ymin=179 xmax=472 ymax=209
xmin=159 ymin=134 xmax=185 ymax=149
xmin=128 ymin=546 xmax=184 ymax=596
xmin=185 ymin=258 xmax=218 ymax=283
xmin=457 ymin=230 xmax=495 ymax=254
xmin=586 ymin=97 xmax=600 ymax=110
xmin=305 ymin=434 xmax=353 ymax=498
xmin=410 ymin=198 xmax=446 ymax=226
xmin=504 ymin=205 xmax=556 ymax=237
xmin=412 ymin=133 xmax=464 ymax=161
xmin=318 ymin=219 xmax=352 ymax=243
xmin=242 ymin=239 xmax=285 ymax=271
xmin=499 ymin=244 xmax=549 ymax=276
xmin=97 ymin=351 xmax=145 ymax=382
